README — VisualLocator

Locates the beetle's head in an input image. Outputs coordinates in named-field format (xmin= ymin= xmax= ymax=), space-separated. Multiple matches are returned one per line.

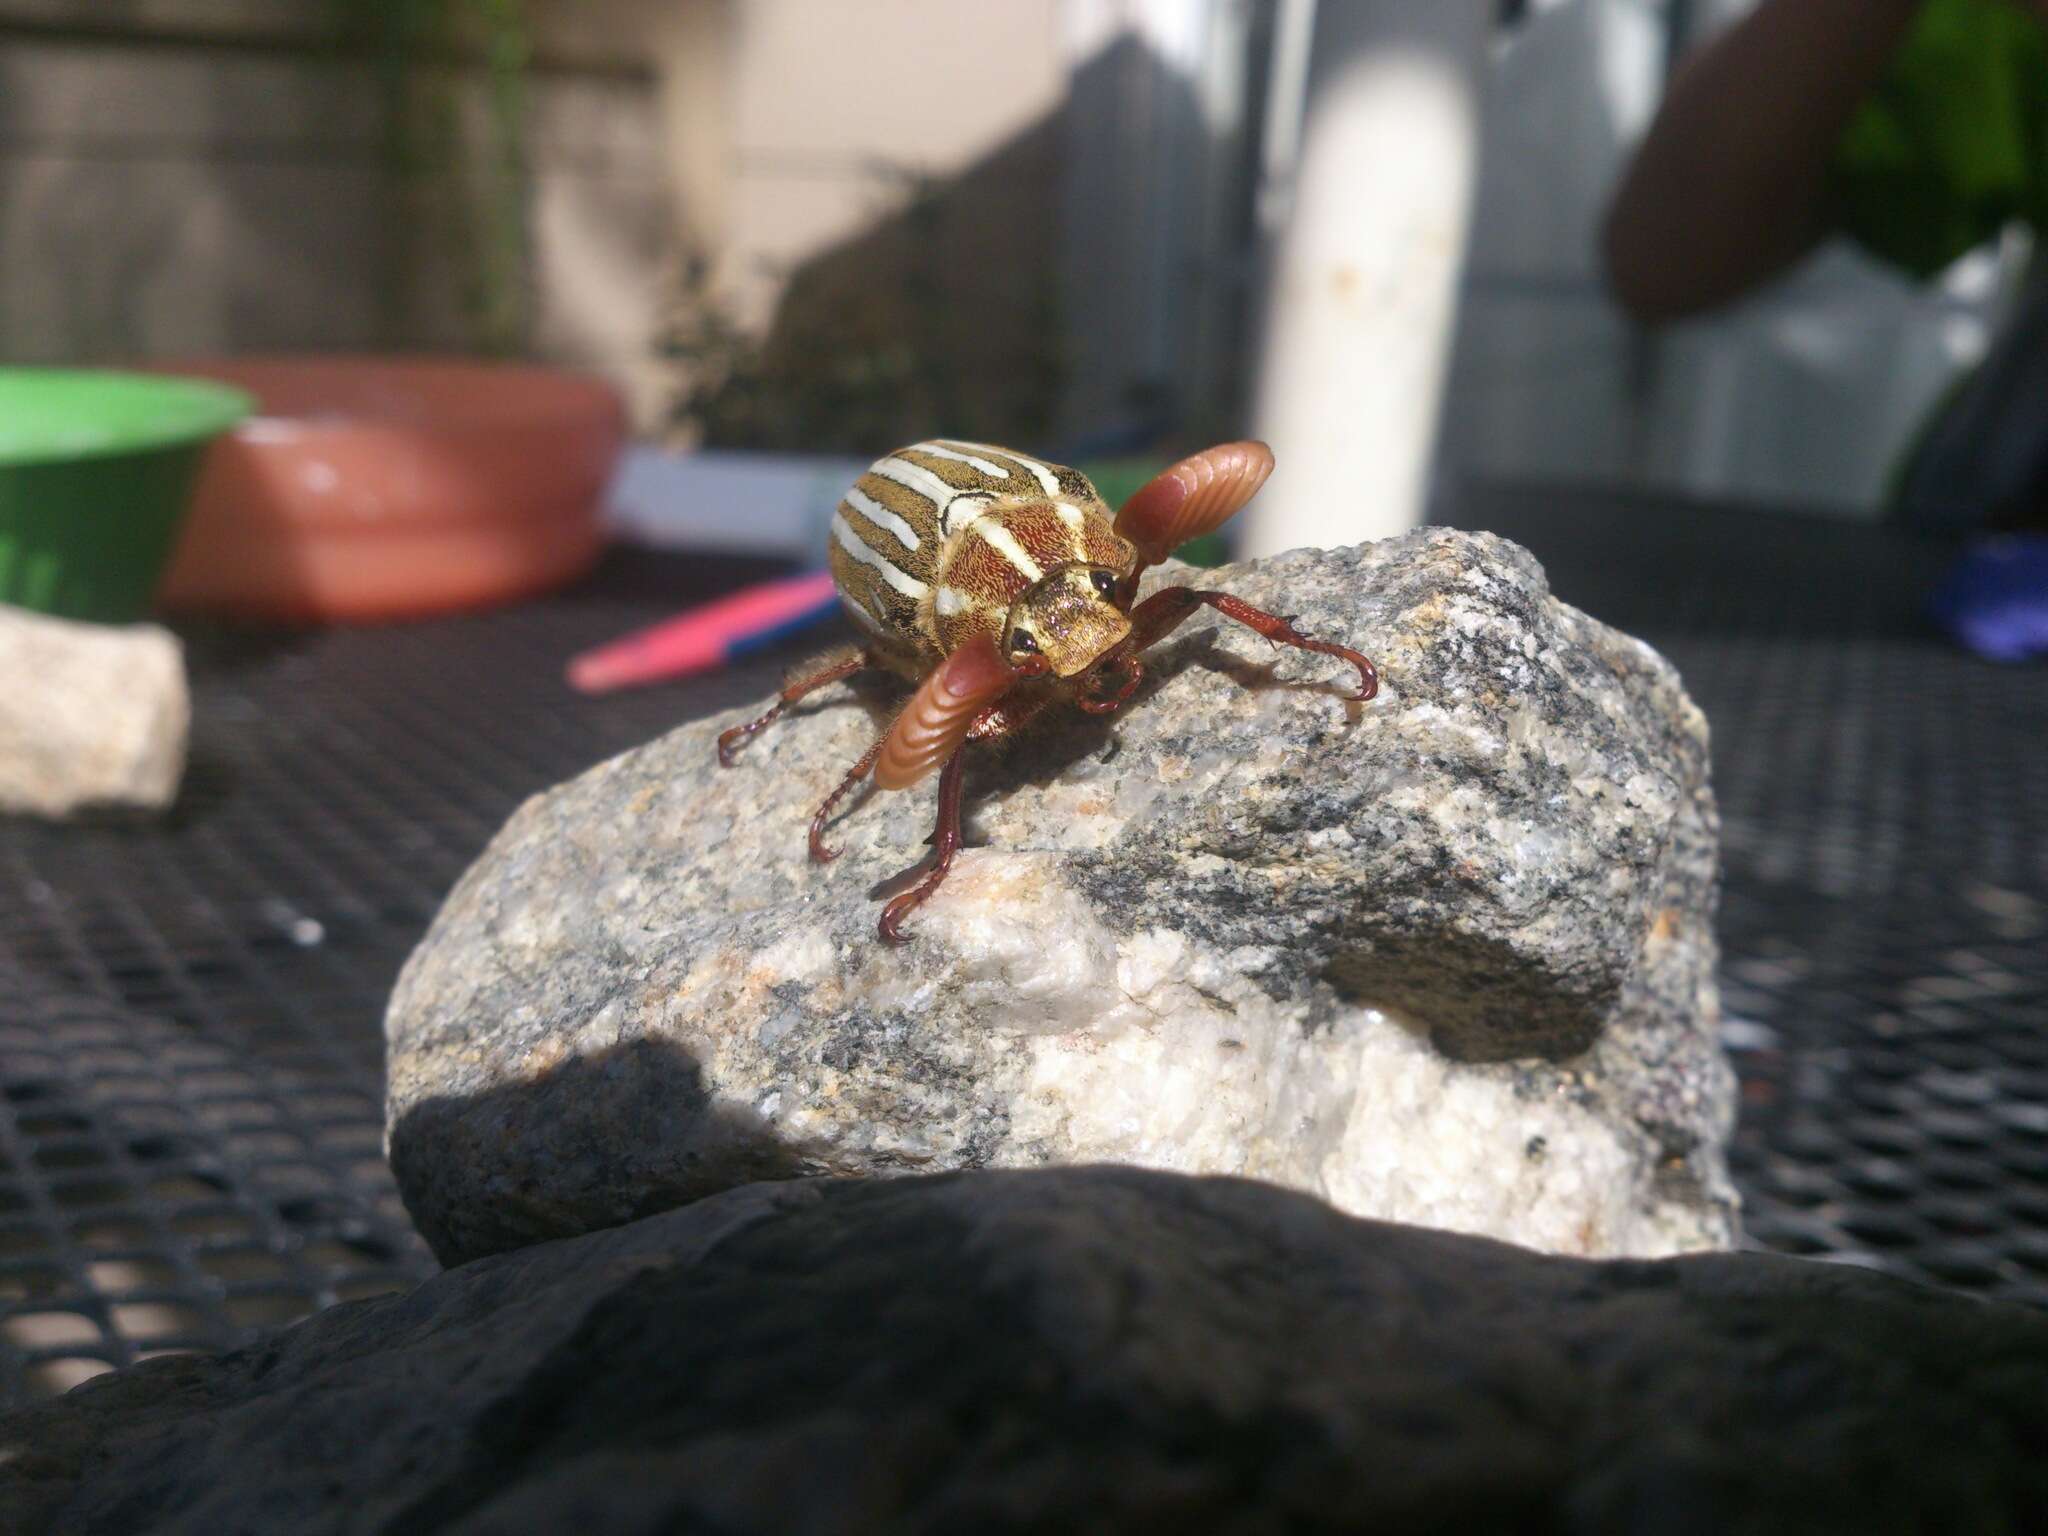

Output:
xmin=1002 ymin=563 xmax=1131 ymax=679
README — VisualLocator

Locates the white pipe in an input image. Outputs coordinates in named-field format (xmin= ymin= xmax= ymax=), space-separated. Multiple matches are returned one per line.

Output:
xmin=1243 ymin=0 xmax=1491 ymax=557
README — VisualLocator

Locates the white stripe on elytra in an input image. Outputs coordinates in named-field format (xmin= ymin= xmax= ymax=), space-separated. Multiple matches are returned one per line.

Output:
xmin=833 ymin=513 xmax=929 ymax=599
xmin=1000 ymin=449 xmax=1062 ymax=495
xmin=912 ymin=442 xmax=1010 ymax=479
xmin=942 ymin=492 xmax=994 ymax=534
xmin=976 ymin=521 xmax=1044 ymax=583
xmin=844 ymin=488 xmax=919 ymax=551
xmin=872 ymin=456 xmax=959 ymax=509
xmin=935 ymin=586 xmax=971 ymax=617
xmin=1050 ymin=499 xmax=1087 ymax=533
xmin=943 ymin=441 xmax=1061 ymax=497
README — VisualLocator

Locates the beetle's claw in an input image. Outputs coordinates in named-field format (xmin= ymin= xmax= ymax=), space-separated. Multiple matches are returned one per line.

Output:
xmin=1337 ymin=647 xmax=1379 ymax=703
xmin=878 ymin=893 xmax=918 ymax=944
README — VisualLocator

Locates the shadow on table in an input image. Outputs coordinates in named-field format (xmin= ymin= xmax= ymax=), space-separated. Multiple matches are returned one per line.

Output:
xmin=1442 ymin=482 xmax=1958 ymax=643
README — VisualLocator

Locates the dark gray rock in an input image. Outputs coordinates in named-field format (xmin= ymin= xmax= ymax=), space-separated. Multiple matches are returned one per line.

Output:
xmin=3 ymin=1168 xmax=2041 ymax=1535
xmin=386 ymin=531 xmax=1735 ymax=1266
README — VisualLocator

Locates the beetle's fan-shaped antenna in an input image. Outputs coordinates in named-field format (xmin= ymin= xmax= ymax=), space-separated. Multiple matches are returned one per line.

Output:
xmin=875 ymin=635 xmax=1022 ymax=790
xmin=1113 ymin=440 xmax=1276 ymax=574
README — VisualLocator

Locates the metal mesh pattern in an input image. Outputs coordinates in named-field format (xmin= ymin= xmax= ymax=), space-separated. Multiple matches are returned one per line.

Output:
xmin=1707 ymin=651 xmax=2048 ymax=1300
xmin=3 ymin=498 xmax=2045 ymax=1407
xmin=0 ymin=553 xmax=788 ymax=1403
xmin=1462 ymin=485 xmax=2048 ymax=1307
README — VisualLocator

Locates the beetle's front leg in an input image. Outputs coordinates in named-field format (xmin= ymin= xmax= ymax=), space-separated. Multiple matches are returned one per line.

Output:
xmin=866 ymin=635 xmax=1043 ymax=942
xmin=808 ymin=737 xmax=884 ymax=863
xmin=877 ymin=744 xmax=969 ymax=944
xmin=1126 ymin=587 xmax=1377 ymax=702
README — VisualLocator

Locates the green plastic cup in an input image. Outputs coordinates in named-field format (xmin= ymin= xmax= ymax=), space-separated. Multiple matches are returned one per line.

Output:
xmin=0 ymin=369 xmax=254 ymax=621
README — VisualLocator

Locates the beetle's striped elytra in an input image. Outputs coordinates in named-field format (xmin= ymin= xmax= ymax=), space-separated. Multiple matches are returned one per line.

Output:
xmin=722 ymin=440 xmax=1378 ymax=943
xmin=827 ymin=440 xmax=1139 ymax=680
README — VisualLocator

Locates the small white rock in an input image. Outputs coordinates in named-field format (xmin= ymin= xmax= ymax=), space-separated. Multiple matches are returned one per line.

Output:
xmin=0 ymin=605 xmax=189 ymax=817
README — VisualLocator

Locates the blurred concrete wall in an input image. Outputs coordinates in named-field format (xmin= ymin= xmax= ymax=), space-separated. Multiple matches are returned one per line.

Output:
xmin=0 ymin=0 xmax=674 ymax=424
xmin=706 ymin=0 xmax=1067 ymax=332
xmin=0 ymin=0 xmax=1127 ymax=443
xmin=668 ymin=0 xmax=1254 ymax=453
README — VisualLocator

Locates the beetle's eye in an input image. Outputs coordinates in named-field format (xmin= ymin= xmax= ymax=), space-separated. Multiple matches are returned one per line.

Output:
xmin=1010 ymin=629 xmax=1039 ymax=655
xmin=1090 ymin=569 xmax=1117 ymax=599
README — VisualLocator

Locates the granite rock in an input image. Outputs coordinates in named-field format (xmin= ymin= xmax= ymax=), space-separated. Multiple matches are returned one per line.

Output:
xmin=0 ymin=606 xmax=188 ymax=818
xmin=386 ymin=530 xmax=1736 ymax=1266
xmin=5 ymin=1168 xmax=2043 ymax=1536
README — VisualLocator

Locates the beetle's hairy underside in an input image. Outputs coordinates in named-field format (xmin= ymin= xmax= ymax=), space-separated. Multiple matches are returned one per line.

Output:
xmin=718 ymin=440 xmax=1378 ymax=942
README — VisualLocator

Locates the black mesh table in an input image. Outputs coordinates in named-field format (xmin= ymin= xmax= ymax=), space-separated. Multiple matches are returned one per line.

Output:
xmin=3 ymin=487 xmax=2044 ymax=1407
xmin=1456 ymin=485 xmax=2048 ymax=1299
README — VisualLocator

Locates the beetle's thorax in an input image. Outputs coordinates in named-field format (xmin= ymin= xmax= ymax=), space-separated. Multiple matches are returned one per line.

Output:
xmin=827 ymin=441 xmax=1136 ymax=673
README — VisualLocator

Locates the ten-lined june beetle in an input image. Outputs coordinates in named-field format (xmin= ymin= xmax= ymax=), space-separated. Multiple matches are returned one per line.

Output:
xmin=718 ymin=440 xmax=1377 ymax=941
